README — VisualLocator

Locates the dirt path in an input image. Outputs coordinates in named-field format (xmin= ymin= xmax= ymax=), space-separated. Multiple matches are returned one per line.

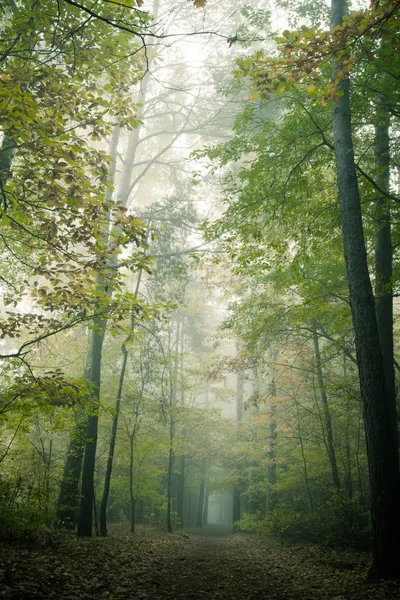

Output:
xmin=1 ymin=531 xmax=399 ymax=599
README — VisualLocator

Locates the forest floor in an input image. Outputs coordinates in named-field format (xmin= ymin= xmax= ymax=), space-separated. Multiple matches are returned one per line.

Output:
xmin=1 ymin=527 xmax=399 ymax=600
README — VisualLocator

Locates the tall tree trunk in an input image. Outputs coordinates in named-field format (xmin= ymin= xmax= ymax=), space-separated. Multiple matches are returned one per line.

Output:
xmin=331 ymin=0 xmax=400 ymax=578
xmin=176 ymin=316 xmax=186 ymax=529
xmin=202 ymin=486 xmax=209 ymax=526
xmin=129 ymin=432 xmax=136 ymax=533
xmin=313 ymin=328 xmax=341 ymax=491
xmin=166 ymin=418 xmax=174 ymax=534
xmin=56 ymin=409 xmax=86 ymax=528
xmin=99 ymin=343 xmax=128 ymax=537
xmin=77 ymin=317 xmax=107 ymax=537
xmin=77 ymin=125 xmax=120 ymax=538
xmin=166 ymin=318 xmax=180 ymax=533
xmin=296 ymin=402 xmax=313 ymax=510
xmin=196 ymin=459 xmax=206 ymax=528
xmin=374 ymin=102 xmax=396 ymax=415
xmin=233 ymin=342 xmax=244 ymax=531
xmin=343 ymin=355 xmax=353 ymax=500
xmin=99 ymin=271 xmax=143 ymax=537
xmin=266 ymin=378 xmax=277 ymax=515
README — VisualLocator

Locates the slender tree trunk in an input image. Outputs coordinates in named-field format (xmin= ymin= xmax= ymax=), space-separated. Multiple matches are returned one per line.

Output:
xmin=176 ymin=316 xmax=186 ymax=528
xmin=313 ymin=328 xmax=341 ymax=491
xmin=266 ymin=380 xmax=277 ymax=515
xmin=56 ymin=410 xmax=86 ymax=529
xmin=176 ymin=456 xmax=185 ymax=529
xmin=99 ymin=272 xmax=143 ymax=536
xmin=167 ymin=418 xmax=174 ymax=534
xmin=233 ymin=342 xmax=244 ymax=531
xmin=99 ymin=347 xmax=128 ymax=537
xmin=129 ymin=433 xmax=136 ymax=533
xmin=296 ymin=402 xmax=313 ymax=510
xmin=196 ymin=459 xmax=206 ymax=528
xmin=77 ymin=318 xmax=107 ymax=537
xmin=331 ymin=0 xmax=400 ymax=578
xmin=203 ymin=487 xmax=208 ymax=526
xmin=343 ymin=356 xmax=353 ymax=500
xmin=93 ymin=486 xmax=99 ymax=537
xmin=77 ymin=125 xmax=120 ymax=538
xmin=374 ymin=102 xmax=396 ymax=414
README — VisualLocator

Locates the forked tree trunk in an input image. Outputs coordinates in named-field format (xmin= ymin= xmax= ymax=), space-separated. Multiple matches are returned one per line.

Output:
xmin=331 ymin=0 xmax=400 ymax=579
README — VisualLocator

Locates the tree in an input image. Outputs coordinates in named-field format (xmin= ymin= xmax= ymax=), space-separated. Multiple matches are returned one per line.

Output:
xmin=330 ymin=0 xmax=400 ymax=579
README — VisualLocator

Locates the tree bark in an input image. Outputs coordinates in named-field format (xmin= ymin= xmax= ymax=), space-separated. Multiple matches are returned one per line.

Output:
xmin=166 ymin=421 xmax=174 ymax=534
xmin=295 ymin=402 xmax=313 ymax=510
xmin=374 ymin=102 xmax=396 ymax=416
xmin=129 ymin=432 xmax=136 ymax=533
xmin=99 ymin=345 xmax=128 ymax=537
xmin=176 ymin=316 xmax=186 ymax=528
xmin=196 ymin=459 xmax=206 ymax=528
xmin=266 ymin=379 xmax=277 ymax=515
xmin=99 ymin=270 xmax=143 ymax=536
xmin=76 ymin=125 xmax=120 ymax=537
xmin=313 ymin=328 xmax=341 ymax=491
xmin=331 ymin=0 xmax=400 ymax=579
xmin=56 ymin=409 xmax=86 ymax=529
xmin=77 ymin=316 xmax=107 ymax=537
xmin=232 ymin=342 xmax=244 ymax=531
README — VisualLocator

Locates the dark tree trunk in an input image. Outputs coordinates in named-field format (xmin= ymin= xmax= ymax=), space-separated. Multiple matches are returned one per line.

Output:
xmin=196 ymin=460 xmax=206 ymax=528
xmin=93 ymin=486 xmax=99 ymax=537
xmin=374 ymin=103 xmax=396 ymax=416
xmin=77 ymin=318 xmax=107 ymax=537
xmin=56 ymin=410 xmax=86 ymax=529
xmin=233 ymin=343 xmax=244 ymax=531
xmin=167 ymin=426 xmax=174 ymax=534
xmin=127 ymin=426 xmax=140 ymax=533
xmin=266 ymin=380 xmax=277 ymax=515
xmin=296 ymin=402 xmax=313 ymax=510
xmin=331 ymin=0 xmax=400 ymax=579
xmin=99 ymin=347 xmax=128 ymax=537
xmin=313 ymin=329 xmax=341 ymax=491
xmin=76 ymin=125 xmax=120 ymax=538
xmin=176 ymin=455 xmax=185 ymax=529
xmin=343 ymin=356 xmax=353 ymax=500
xmin=99 ymin=271 xmax=142 ymax=537
xmin=203 ymin=488 xmax=208 ymax=526
xmin=0 ymin=134 xmax=16 ymax=189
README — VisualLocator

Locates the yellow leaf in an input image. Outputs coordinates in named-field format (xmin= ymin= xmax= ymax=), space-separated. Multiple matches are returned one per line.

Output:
xmin=194 ymin=0 xmax=207 ymax=7
xmin=307 ymin=83 xmax=316 ymax=93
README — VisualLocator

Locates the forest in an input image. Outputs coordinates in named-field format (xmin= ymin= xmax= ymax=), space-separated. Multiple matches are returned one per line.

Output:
xmin=1 ymin=0 xmax=400 ymax=598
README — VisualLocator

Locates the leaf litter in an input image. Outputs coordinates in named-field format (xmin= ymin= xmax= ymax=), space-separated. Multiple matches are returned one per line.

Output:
xmin=0 ymin=530 xmax=399 ymax=599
